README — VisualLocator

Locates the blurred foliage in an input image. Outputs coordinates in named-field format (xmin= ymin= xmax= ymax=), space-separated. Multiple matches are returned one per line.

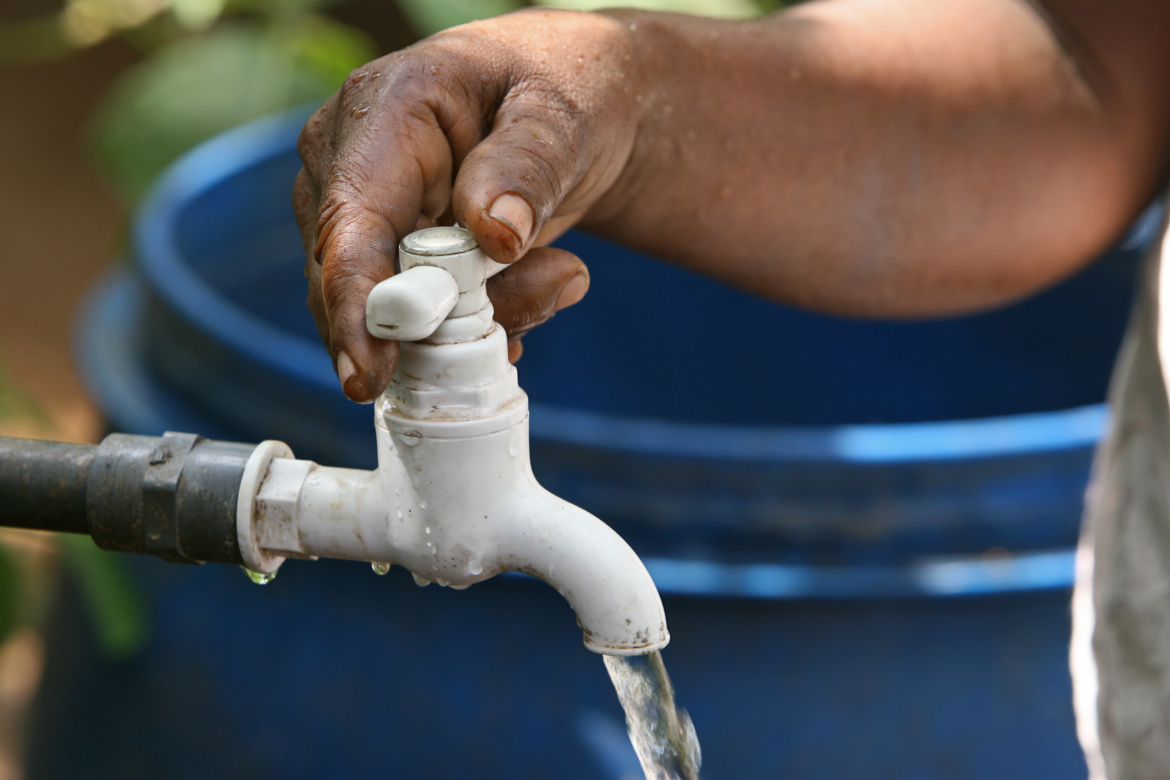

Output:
xmin=90 ymin=18 xmax=372 ymax=201
xmin=394 ymin=0 xmax=525 ymax=38
xmin=86 ymin=2 xmax=374 ymax=203
xmin=0 ymin=546 xmax=21 ymax=646
xmin=536 ymin=0 xmax=763 ymax=19
xmin=397 ymin=0 xmax=782 ymax=36
xmin=0 ymin=363 xmax=48 ymax=427
xmin=0 ymin=531 xmax=66 ymax=651
xmin=0 ymin=0 xmax=376 ymax=204
xmin=59 ymin=536 xmax=148 ymax=658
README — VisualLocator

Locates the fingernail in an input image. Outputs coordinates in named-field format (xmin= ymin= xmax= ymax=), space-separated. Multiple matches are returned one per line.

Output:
xmin=336 ymin=350 xmax=359 ymax=397
xmin=555 ymin=272 xmax=589 ymax=310
xmin=489 ymin=193 xmax=534 ymax=247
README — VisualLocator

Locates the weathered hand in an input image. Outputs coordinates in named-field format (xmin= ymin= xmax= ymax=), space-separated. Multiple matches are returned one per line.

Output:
xmin=294 ymin=8 xmax=640 ymax=402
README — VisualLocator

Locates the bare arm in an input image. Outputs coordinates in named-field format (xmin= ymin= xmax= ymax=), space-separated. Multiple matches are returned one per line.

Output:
xmin=589 ymin=0 xmax=1170 ymax=316
xmin=295 ymin=0 xmax=1170 ymax=401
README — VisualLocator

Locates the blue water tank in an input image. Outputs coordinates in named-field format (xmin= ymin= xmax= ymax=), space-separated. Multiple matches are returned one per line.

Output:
xmin=38 ymin=109 xmax=1146 ymax=778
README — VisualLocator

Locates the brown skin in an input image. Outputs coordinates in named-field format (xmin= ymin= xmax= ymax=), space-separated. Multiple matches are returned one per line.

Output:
xmin=294 ymin=0 xmax=1170 ymax=403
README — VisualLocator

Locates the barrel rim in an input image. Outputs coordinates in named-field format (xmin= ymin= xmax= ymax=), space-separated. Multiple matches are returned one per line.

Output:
xmin=83 ymin=267 xmax=1107 ymax=465
xmin=501 ymin=549 xmax=1078 ymax=599
xmin=134 ymin=107 xmax=326 ymax=387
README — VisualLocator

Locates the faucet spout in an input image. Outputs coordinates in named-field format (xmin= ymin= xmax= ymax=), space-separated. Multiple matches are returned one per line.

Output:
xmin=500 ymin=482 xmax=670 ymax=655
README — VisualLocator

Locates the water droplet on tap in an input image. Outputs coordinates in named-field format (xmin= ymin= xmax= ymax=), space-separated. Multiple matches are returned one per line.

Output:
xmin=371 ymin=562 xmax=392 ymax=576
xmin=412 ymin=572 xmax=431 ymax=587
xmin=468 ymin=560 xmax=483 ymax=576
xmin=508 ymin=439 xmax=519 ymax=457
xmin=424 ymin=526 xmax=431 ymax=535
xmin=241 ymin=566 xmax=277 ymax=585
xmin=420 ymin=501 xmax=428 ymax=510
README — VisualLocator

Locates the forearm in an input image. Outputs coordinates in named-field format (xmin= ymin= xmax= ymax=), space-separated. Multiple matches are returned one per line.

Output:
xmin=588 ymin=0 xmax=1170 ymax=316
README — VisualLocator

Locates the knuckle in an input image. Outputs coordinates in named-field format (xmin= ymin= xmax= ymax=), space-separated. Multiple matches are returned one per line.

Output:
xmin=297 ymin=101 xmax=333 ymax=167
xmin=315 ymin=205 xmax=394 ymax=288
xmin=338 ymin=65 xmax=377 ymax=107
xmin=316 ymin=166 xmax=369 ymax=232
xmin=306 ymin=186 xmax=413 ymax=289
xmin=422 ymin=28 xmax=487 ymax=64
xmin=507 ymin=138 xmax=576 ymax=218
xmin=321 ymin=262 xmax=379 ymax=321
xmin=292 ymin=169 xmax=317 ymax=215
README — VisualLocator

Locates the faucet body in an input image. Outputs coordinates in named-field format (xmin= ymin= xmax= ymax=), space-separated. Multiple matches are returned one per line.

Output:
xmin=237 ymin=227 xmax=669 ymax=655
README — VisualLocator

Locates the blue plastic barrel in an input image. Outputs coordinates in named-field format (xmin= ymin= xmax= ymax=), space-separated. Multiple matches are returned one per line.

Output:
xmin=39 ymin=108 xmax=1147 ymax=778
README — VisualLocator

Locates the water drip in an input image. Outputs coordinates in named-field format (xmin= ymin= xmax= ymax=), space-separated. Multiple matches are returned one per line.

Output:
xmin=240 ymin=566 xmax=277 ymax=585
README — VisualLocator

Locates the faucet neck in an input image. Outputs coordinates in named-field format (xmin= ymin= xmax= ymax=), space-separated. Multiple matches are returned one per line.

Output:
xmin=384 ymin=311 xmax=524 ymax=431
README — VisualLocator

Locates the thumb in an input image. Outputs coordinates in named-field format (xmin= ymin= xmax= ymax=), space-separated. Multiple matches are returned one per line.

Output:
xmin=453 ymin=93 xmax=623 ymax=264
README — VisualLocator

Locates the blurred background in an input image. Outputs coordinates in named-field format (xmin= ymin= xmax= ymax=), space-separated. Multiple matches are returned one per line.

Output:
xmin=0 ymin=0 xmax=1150 ymax=776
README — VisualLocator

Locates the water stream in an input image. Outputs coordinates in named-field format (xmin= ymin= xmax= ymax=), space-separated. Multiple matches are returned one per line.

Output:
xmin=604 ymin=651 xmax=702 ymax=780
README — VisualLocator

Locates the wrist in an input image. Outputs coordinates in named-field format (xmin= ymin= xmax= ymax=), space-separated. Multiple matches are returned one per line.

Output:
xmin=582 ymin=9 xmax=707 ymax=234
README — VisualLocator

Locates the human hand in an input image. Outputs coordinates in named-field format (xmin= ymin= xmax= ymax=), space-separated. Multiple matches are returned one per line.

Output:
xmin=294 ymin=8 xmax=642 ymax=403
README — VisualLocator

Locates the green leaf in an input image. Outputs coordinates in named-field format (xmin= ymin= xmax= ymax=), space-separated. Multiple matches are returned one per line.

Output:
xmin=58 ymin=536 xmax=148 ymax=658
xmin=394 ymin=0 xmax=525 ymax=37
xmin=277 ymin=13 xmax=374 ymax=87
xmin=0 ymin=546 xmax=24 ymax=646
xmin=88 ymin=18 xmax=373 ymax=203
xmin=535 ymin=0 xmax=763 ymax=18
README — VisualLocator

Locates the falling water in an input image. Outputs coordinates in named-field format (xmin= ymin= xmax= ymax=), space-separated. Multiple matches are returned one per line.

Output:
xmin=604 ymin=651 xmax=701 ymax=780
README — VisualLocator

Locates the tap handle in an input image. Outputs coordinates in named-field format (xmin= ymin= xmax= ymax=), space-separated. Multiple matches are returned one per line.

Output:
xmin=366 ymin=266 xmax=459 ymax=342
xmin=366 ymin=226 xmax=507 ymax=342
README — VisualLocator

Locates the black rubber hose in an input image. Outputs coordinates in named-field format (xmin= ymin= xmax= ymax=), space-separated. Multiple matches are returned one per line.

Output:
xmin=0 ymin=432 xmax=261 ymax=566
xmin=0 ymin=437 xmax=95 ymax=534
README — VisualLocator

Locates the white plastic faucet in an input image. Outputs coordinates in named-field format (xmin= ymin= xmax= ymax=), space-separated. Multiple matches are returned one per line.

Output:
xmin=235 ymin=226 xmax=669 ymax=656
